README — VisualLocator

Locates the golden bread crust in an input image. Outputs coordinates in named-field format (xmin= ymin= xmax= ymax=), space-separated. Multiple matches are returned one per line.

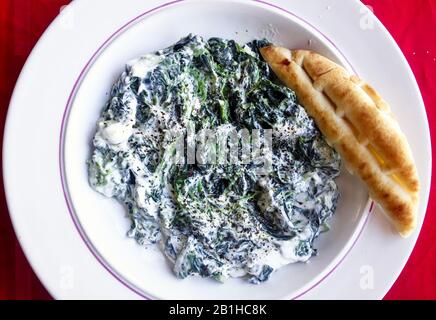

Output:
xmin=260 ymin=46 xmax=419 ymax=237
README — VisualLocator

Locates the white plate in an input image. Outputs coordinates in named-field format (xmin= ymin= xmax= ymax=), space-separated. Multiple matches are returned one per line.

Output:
xmin=3 ymin=0 xmax=431 ymax=300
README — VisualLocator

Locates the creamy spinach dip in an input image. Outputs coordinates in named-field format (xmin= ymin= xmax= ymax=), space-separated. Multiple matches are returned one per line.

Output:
xmin=88 ymin=34 xmax=341 ymax=283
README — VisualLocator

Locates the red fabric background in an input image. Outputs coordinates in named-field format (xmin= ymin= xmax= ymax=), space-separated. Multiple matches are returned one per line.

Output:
xmin=0 ymin=0 xmax=434 ymax=300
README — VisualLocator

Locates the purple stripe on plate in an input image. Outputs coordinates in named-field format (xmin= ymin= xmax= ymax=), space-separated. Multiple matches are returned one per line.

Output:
xmin=59 ymin=0 xmax=370 ymax=300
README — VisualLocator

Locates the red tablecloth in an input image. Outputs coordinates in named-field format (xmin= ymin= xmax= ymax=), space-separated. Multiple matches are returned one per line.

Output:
xmin=0 ymin=0 xmax=434 ymax=300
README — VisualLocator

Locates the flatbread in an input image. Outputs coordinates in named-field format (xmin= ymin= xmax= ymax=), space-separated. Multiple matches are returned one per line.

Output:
xmin=260 ymin=46 xmax=419 ymax=237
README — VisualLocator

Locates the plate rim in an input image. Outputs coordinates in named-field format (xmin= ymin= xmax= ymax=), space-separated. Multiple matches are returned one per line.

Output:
xmin=3 ymin=0 xmax=431 ymax=300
